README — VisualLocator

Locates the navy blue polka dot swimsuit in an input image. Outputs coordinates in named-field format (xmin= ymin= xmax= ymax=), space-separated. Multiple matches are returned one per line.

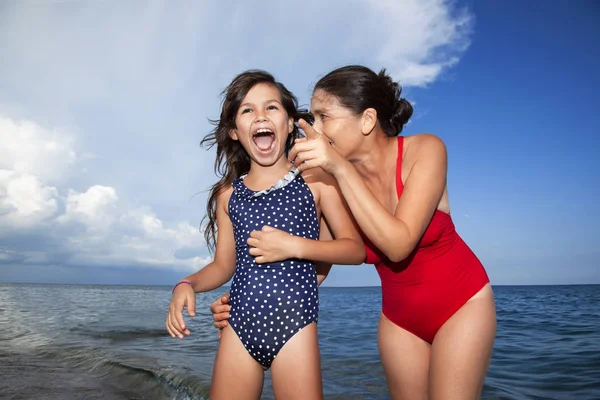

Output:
xmin=228 ymin=167 xmax=320 ymax=369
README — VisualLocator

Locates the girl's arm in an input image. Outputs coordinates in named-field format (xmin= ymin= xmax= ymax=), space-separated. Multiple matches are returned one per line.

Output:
xmin=167 ymin=187 xmax=236 ymax=339
xmin=296 ymin=169 xmax=365 ymax=265
xmin=247 ymin=170 xmax=365 ymax=266
xmin=316 ymin=216 xmax=333 ymax=285
xmin=181 ymin=187 xmax=237 ymax=292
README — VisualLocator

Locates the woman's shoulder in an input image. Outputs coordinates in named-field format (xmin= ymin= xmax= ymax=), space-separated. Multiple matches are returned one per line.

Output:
xmin=403 ymin=133 xmax=447 ymax=160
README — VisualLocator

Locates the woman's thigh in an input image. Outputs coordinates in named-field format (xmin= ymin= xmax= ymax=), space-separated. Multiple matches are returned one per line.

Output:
xmin=378 ymin=313 xmax=431 ymax=400
xmin=429 ymin=284 xmax=497 ymax=400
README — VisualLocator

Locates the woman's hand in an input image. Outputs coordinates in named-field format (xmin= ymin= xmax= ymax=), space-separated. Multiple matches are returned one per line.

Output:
xmin=288 ymin=119 xmax=347 ymax=176
xmin=247 ymin=225 xmax=300 ymax=263
xmin=209 ymin=292 xmax=231 ymax=339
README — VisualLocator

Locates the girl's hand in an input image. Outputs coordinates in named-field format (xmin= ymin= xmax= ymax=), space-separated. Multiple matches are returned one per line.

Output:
xmin=166 ymin=283 xmax=196 ymax=339
xmin=247 ymin=225 xmax=299 ymax=263
xmin=288 ymin=119 xmax=347 ymax=176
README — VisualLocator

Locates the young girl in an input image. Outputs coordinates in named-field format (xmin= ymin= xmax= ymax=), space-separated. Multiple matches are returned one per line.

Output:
xmin=166 ymin=70 xmax=365 ymax=400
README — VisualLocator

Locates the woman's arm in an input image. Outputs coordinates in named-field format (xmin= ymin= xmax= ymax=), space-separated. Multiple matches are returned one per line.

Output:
xmin=317 ymin=262 xmax=332 ymax=286
xmin=289 ymin=120 xmax=447 ymax=263
xmin=333 ymin=134 xmax=447 ymax=262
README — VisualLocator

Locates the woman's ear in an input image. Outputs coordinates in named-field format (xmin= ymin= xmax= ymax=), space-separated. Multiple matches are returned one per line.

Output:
xmin=361 ymin=108 xmax=377 ymax=135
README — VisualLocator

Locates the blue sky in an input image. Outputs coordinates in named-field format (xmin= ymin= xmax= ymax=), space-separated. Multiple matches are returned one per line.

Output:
xmin=0 ymin=1 xmax=598 ymax=286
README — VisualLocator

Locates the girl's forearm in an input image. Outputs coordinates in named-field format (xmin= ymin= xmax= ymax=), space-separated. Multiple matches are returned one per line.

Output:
xmin=295 ymin=237 xmax=365 ymax=265
xmin=183 ymin=262 xmax=235 ymax=293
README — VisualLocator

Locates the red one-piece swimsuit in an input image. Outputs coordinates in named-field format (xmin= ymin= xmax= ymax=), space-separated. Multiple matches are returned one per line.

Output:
xmin=362 ymin=136 xmax=490 ymax=344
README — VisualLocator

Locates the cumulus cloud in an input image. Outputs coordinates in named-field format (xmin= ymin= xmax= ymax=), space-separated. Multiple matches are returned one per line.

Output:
xmin=0 ymin=0 xmax=475 ymax=202
xmin=0 ymin=116 xmax=68 ymax=229
xmin=366 ymin=0 xmax=473 ymax=86
xmin=0 ymin=0 xmax=472 ymax=107
xmin=0 ymin=115 xmax=208 ymax=272
xmin=0 ymin=116 xmax=76 ymax=182
xmin=0 ymin=171 xmax=59 ymax=229
xmin=0 ymin=0 xmax=474 ymax=278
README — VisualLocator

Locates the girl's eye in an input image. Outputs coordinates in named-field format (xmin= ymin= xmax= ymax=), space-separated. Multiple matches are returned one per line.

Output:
xmin=267 ymin=105 xmax=279 ymax=110
xmin=241 ymin=108 xmax=252 ymax=114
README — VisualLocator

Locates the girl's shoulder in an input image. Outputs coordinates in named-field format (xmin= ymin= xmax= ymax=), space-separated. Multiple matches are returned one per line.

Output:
xmin=300 ymin=167 xmax=336 ymax=188
xmin=217 ymin=184 xmax=235 ymax=212
xmin=300 ymin=168 xmax=339 ymax=204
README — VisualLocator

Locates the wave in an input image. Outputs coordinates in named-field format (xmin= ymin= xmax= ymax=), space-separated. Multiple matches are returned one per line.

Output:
xmin=32 ymin=344 xmax=211 ymax=400
xmin=69 ymin=326 xmax=170 ymax=342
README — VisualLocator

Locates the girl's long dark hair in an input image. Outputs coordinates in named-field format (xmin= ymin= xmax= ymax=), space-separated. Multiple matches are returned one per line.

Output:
xmin=200 ymin=70 xmax=311 ymax=253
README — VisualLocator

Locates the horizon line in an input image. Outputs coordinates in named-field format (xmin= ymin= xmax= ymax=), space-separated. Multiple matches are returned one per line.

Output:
xmin=1 ymin=282 xmax=598 ymax=288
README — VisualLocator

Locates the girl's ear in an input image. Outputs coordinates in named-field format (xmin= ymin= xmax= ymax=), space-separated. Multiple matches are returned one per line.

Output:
xmin=288 ymin=117 xmax=294 ymax=133
xmin=229 ymin=129 xmax=239 ymax=141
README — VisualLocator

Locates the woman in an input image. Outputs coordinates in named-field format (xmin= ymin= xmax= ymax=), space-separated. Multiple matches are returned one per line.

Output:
xmin=208 ymin=65 xmax=497 ymax=399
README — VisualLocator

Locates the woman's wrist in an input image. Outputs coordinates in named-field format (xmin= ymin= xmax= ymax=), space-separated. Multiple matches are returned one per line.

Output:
xmin=332 ymin=158 xmax=351 ymax=180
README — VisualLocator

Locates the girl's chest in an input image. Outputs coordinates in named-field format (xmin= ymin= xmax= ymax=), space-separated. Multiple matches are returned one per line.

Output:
xmin=229 ymin=191 xmax=319 ymax=237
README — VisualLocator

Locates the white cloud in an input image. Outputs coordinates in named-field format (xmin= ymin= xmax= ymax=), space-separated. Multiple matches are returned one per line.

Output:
xmin=0 ymin=1 xmax=474 ymax=279
xmin=0 ymin=115 xmax=207 ymax=272
xmin=365 ymin=0 xmax=472 ymax=86
xmin=0 ymin=116 xmax=76 ymax=183
xmin=0 ymin=0 xmax=474 ymax=206
xmin=0 ymin=1 xmax=472 ymax=108
xmin=0 ymin=171 xmax=59 ymax=229
xmin=60 ymin=186 xmax=118 ymax=229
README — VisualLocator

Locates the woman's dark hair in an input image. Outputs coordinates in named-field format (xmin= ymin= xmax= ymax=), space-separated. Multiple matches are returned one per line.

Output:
xmin=314 ymin=65 xmax=413 ymax=136
xmin=200 ymin=70 xmax=309 ymax=253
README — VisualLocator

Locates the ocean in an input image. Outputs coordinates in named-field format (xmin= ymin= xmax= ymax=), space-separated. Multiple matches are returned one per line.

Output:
xmin=0 ymin=283 xmax=598 ymax=399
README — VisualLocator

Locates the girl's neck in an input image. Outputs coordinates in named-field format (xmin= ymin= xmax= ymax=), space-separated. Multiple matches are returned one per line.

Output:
xmin=244 ymin=156 xmax=294 ymax=191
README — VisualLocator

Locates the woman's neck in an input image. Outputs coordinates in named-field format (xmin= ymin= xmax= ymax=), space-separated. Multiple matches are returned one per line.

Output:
xmin=351 ymin=133 xmax=397 ymax=185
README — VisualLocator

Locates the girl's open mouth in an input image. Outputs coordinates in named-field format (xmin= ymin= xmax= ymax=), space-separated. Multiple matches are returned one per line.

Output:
xmin=252 ymin=128 xmax=276 ymax=153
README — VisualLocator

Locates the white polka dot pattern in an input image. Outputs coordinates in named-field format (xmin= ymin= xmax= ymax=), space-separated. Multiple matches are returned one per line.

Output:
xmin=227 ymin=171 xmax=320 ymax=368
